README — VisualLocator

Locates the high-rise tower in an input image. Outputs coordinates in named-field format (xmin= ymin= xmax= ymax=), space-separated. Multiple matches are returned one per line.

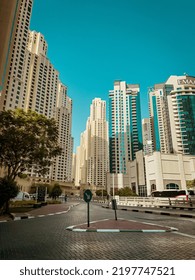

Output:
xmin=0 ymin=0 xmax=22 ymax=94
xmin=76 ymin=98 xmax=109 ymax=188
xmin=52 ymin=84 xmax=73 ymax=182
xmin=0 ymin=0 xmax=33 ymax=111
xmin=0 ymin=2 xmax=73 ymax=183
xmin=23 ymin=31 xmax=73 ymax=181
xmin=142 ymin=118 xmax=152 ymax=155
xmin=166 ymin=75 xmax=195 ymax=155
xmin=109 ymin=81 xmax=142 ymax=174
xmin=23 ymin=31 xmax=58 ymax=118
xmin=148 ymin=83 xmax=173 ymax=154
xmin=149 ymin=75 xmax=195 ymax=156
xmin=87 ymin=98 xmax=109 ymax=187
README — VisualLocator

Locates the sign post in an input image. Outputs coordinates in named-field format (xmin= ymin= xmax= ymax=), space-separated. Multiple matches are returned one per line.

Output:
xmin=83 ymin=189 xmax=92 ymax=227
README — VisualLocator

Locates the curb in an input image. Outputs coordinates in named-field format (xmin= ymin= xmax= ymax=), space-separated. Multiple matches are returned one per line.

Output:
xmin=126 ymin=208 xmax=195 ymax=218
xmin=66 ymin=226 xmax=176 ymax=233
xmin=0 ymin=204 xmax=79 ymax=222
xmin=11 ymin=211 xmax=70 ymax=221
xmin=66 ymin=218 xmax=178 ymax=233
xmin=102 ymin=206 xmax=195 ymax=219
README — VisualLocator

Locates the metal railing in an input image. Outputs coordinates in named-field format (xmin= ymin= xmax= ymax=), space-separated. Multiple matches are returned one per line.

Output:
xmin=93 ymin=196 xmax=195 ymax=208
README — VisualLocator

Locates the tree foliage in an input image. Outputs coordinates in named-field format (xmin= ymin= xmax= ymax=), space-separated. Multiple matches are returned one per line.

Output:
xmin=186 ymin=179 xmax=195 ymax=189
xmin=0 ymin=109 xmax=62 ymax=180
xmin=95 ymin=189 xmax=107 ymax=196
xmin=50 ymin=184 xmax=62 ymax=199
xmin=115 ymin=186 xmax=137 ymax=196
xmin=0 ymin=177 xmax=19 ymax=213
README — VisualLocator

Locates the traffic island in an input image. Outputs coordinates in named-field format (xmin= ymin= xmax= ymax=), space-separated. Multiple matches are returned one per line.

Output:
xmin=66 ymin=218 xmax=178 ymax=233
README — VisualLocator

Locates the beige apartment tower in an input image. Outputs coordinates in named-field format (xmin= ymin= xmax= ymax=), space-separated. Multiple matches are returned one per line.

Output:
xmin=0 ymin=0 xmax=33 ymax=111
xmin=0 ymin=0 xmax=21 ymax=94
xmin=76 ymin=98 xmax=109 ymax=188
xmin=0 ymin=1 xmax=73 ymax=183
xmin=23 ymin=31 xmax=73 ymax=181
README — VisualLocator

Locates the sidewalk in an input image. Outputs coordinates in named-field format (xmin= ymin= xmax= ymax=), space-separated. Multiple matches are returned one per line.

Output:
xmin=0 ymin=202 xmax=78 ymax=222
xmin=100 ymin=204 xmax=195 ymax=219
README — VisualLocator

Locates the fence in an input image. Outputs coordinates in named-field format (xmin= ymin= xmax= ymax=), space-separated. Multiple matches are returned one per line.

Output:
xmin=93 ymin=196 xmax=194 ymax=208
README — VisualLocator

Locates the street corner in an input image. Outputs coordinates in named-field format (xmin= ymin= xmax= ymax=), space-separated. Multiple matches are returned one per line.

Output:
xmin=66 ymin=218 xmax=178 ymax=233
xmin=0 ymin=214 xmax=14 ymax=223
xmin=1 ymin=202 xmax=81 ymax=222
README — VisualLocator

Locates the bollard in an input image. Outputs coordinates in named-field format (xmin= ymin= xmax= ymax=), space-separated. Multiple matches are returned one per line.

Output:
xmin=111 ymin=199 xmax=117 ymax=220
xmin=189 ymin=198 xmax=193 ymax=207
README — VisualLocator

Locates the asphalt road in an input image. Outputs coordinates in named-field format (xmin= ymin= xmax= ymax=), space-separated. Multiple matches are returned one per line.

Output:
xmin=0 ymin=202 xmax=194 ymax=260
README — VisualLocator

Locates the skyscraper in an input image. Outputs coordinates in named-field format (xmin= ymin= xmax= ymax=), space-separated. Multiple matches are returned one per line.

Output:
xmin=23 ymin=31 xmax=58 ymax=118
xmin=148 ymin=83 xmax=173 ymax=154
xmin=23 ymin=31 xmax=73 ymax=181
xmin=166 ymin=75 xmax=195 ymax=155
xmin=76 ymin=98 xmax=109 ymax=188
xmin=109 ymin=81 xmax=142 ymax=174
xmin=0 ymin=0 xmax=33 ymax=111
xmin=149 ymin=75 xmax=195 ymax=156
xmin=0 ymin=4 xmax=73 ymax=183
xmin=142 ymin=118 xmax=152 ymax=155
xmin=52 ymin=84 xmax=73 ymax=182
xmin=0 ymin=0 xmax=22 ymax=95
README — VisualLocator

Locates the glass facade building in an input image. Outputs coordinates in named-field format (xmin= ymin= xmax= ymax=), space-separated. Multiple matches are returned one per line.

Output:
xmin=176 ymin=95 xmax=195 ymax=154
xmin=149 ymin=75 xmax=195 ymax=156
xmin=109 ymin=81 xmax=143 ymax=174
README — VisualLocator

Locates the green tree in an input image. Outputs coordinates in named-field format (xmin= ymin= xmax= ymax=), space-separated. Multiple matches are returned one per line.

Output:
xmin=115 ymin=186 xmax=137 ymax=196
xmin=95 ymin=189 xmax=107 ymax=196
xmin=186 ymin=179 xmax=195 ymax=189
xmin=0 ymin=109 xmax=62 ymax=180
xmin=0 ymin=177 xmax=19 ymax=214
xmin=50 ymin=184 xmax=62 ymax=199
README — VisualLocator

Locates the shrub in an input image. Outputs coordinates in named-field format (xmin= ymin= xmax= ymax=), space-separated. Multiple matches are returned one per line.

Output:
xmin=0 ymin=177 xmax=19 ymax=213
xmin=46 ymin=200 xmax=61 ymax=204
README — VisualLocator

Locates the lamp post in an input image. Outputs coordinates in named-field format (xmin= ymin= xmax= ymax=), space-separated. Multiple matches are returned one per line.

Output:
xmin=112 ymin=173 xmax=115 ymax=197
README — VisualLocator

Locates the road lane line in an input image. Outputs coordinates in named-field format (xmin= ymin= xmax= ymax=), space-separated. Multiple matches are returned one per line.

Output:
xmin=172 ymin=232 xmax=195 ymax=239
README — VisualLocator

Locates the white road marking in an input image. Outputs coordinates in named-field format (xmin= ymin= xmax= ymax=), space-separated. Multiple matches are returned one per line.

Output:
xmin=172 ymin=231 xmax=195 ymax=239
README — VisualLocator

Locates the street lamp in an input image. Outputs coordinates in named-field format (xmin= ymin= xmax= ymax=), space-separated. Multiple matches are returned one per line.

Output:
xmin=112 ymin=173 xmax=115 ymax=197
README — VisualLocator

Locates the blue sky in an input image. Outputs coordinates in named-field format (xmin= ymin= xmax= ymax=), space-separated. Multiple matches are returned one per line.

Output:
xmin=30 ymin=0 xmax=195 ymax=151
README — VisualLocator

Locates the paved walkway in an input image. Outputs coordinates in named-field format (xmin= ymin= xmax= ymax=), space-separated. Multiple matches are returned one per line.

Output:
xmin=0 ymin=202 xmax=76 ymax=222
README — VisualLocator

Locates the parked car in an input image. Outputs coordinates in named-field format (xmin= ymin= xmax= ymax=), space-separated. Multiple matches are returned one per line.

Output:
xmin=12 ymin=191 xmax=30 ymax=201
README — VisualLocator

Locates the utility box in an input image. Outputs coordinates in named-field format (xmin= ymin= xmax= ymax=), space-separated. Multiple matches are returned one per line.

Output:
xmin=111 ymin=199 xmax=117 ymax=210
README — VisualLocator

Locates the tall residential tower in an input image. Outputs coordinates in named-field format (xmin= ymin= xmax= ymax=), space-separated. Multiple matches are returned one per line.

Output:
xmin=148 ymin=83 xmax=173 ymax=154
xmin=142 ymin=118 xmax=152 ymax=155
xmin=166 ymin=75 xmax=195 ymax=155
xmin=75 ymin=98 xmax=109 ymax=188
xmin=109 ymin=81 xmax=142 ymax=174
xmin=0 ymin=0 xmax=33 ymax=111
xmin=23 ymin=31 xmax=73 ymax=181
xmin=0 ymin=8 xmax=73 ymax=183
xmin=149 ymin=75 xmax=195 ymax=156
xmin=0 ymin=0 xmax=22 ymax=94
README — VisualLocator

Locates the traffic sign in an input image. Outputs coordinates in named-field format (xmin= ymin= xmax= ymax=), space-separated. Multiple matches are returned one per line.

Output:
xmin=83 ymin=189 xmax=92 ymax=203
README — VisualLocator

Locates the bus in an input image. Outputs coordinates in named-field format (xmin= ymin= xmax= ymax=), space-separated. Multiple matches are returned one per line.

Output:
xmin=151 ymin=189 xmax=195 ymax=200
